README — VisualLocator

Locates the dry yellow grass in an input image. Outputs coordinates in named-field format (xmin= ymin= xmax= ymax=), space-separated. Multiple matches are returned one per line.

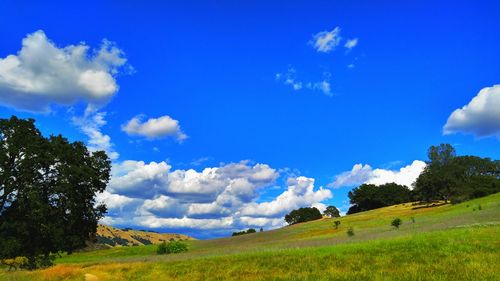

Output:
xmin=96 ymin=225 xmax=194 ymax=247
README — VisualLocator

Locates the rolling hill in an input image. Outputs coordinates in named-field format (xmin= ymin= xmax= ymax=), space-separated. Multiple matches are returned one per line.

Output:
xmin=94 ymin=225 xmax=194 ymax=248
xmin=2 ymin=193 xmax=499 ymax=280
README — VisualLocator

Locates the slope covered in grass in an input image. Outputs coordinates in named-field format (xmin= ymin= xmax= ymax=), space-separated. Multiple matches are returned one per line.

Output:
xmin=1 ymin=193 xmax=499 ymax=280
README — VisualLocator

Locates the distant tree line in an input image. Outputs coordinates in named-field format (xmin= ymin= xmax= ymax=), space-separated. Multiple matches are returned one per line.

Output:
xmin=347 ymin=144 xmax=500 ymax=214
xmin=232 ymin=228 xmax=257 ymax=236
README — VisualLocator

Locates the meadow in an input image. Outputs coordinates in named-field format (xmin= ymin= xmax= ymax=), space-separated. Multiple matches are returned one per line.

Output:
xmin=1 ymin=193 xmax=499 ymax=281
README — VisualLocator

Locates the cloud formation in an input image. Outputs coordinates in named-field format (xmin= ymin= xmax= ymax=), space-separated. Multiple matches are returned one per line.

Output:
xmin=330 ymin=160 xmax=426 ymax=188
xmin=122 ymin=115 xmax=187 ymax=141
xmin=72 ymin=111 xmax=120 ymax=160
xmin=310 ymin=27 xmax=342 ymax=53
xmin=276 ymin=68 xmax=332 ymax=96
xmin=443 ymin=85 xmax=500 ymax=138
xmin=344 ymin=38 xmax=358 ymax=50
xmin=0 ymin=30 xmax=129 ymax=112
xmin=100 ymin=160 xmax=331 ymax=237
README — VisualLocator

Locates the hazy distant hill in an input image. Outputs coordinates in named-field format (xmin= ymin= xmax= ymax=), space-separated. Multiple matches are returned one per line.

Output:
xmin=95 ymin=224 xmax=195 ymax=247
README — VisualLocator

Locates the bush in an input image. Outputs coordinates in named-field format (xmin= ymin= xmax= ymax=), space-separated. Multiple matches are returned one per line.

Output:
xmin=347 ymin=227 xmax=354 ymax=237
xmin=157 ymin=241 xmax=188 ymax=255
xmin=391 ymin=218 xmax=402 ymax=229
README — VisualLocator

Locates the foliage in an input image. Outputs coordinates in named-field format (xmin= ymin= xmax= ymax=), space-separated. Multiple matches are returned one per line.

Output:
xmin=0 ymin=116 xmax=111 ymax=269
xmin=1 ymin=256 xmax=28 ymax=271
xmin=323 ymin=205 xmax=340 ymax=217
xmin=284 ymin=207 xmax=322 ymax=225
xmin=413 ymin=144 xmax=500 ymax=202
xmin=232 ymin=228 xmax=257 ymax=236
xmin=157 ymin=241 xmax=188 ymax=255
xmin=347 ymin=183 xmax=411 ymax=214
xmin=333 ymin=220 xmax=341 ymax=229
xmin=346 ymin=227 xmax=354 ymax=237
xmin=391 ymin=218 xmax=402 ymax=229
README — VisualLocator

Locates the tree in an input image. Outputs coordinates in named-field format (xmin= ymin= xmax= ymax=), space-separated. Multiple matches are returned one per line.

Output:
xmin=427 ymin=144 xmax=456 ymax=166
xmin=232 ymin=228 xmax=257 ymax=236
xmin=284 ymin=207 xmax=322 ymax=225
xmin=323 ymin=206 xmax=340 ymax=218
xmin=0 ymin=116 xmax=110 ymax=268
xmin=334 ymin=220 xmax=341 ymax=229
xmin=413 ymin=144 xmax=499 ymax=202
xmin=347 ymin=183 xmax=411 ymax=214
xmin=391 ymin=218 xmax=402 ymax=229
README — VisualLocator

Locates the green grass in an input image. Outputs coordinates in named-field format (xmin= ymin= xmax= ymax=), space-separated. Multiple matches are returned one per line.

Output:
xmin=1 ymin=193 xmax=499 ymax=280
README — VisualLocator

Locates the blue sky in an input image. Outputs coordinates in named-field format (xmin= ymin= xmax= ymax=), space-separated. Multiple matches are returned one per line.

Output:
xmin=1 ymin=0 xmax=499 ymax=238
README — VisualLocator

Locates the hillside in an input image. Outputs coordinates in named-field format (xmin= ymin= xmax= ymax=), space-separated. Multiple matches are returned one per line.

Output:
xmin=2 ymin=193 xmax=499 ymax=280
xmin=94 ymin=225 xmax=194 ymax=247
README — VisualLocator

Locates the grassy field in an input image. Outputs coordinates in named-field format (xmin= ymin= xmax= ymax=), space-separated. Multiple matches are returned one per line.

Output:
xmin=1 ymin=193 xmax=499 ymax=280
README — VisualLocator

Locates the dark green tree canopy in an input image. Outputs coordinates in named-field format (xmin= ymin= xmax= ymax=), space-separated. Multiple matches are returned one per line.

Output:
xmin=347 ymin=183 xmax=411 ymax=214
xmin=0 ymin=116 xmax=110 ymax=268
xmin=323 ymin=205 xmax=340 ymax=217
xmin=413 ymin=144 xmax=499 ymax=202
xmin=284 ymin=207 xmax=322 ymax=225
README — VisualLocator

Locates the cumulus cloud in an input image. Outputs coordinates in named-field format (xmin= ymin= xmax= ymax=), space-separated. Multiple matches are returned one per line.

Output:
xmin=96 ymin=190 xmax=135 ymax=210
xmin=344 ymin=38 xmax=358 ymax=50
xmin=330 ymin=160 xmax=426 ymax=188
xmin=122 ymin=115 xmax=187 ymax=141
xmin=100 ymin=160 xmax=333 ymax=236
xmin=310 ymin=27 xmax=342 ymax=53
xmin=240 ymin=176 xmax=332 ymax=218
xmin=108 ymin=160 xmax=171 ymax=198
xmin=0 ymin=30 xmax=129 ymax=112
xmin=443 ymin=85 xmax=500 ymax=138
xmin=72 ymin=111 xmax=119 ymax=160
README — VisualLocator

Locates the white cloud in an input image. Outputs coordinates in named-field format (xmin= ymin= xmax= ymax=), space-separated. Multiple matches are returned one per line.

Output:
xmin=344 ymin=38 xmax=358 ymax=50
xmin=276 ymin=68 xmax=302 ymax=91
xmin=312 ymin=80 xmax=332 ymax=96
xmin=96 ymin=191 xmax=134 ymax=210
xmin=277 ymin=68 xmax=332 ymax=96
xmin=310 ymin=27 xmax=342 ymax=53
xmin=240 ymin=176 xmax=332 ymax=218
xmin=108 ymin=160 xmax=171 ymax=198
xmin=122 ymin=115 xmax=187 ymax=141
xmin=100 ymin=160 xmax=334 ymax=234
xmin=0 ymin=30 xmax=128 ymax=112
xmin=137 ymin=216 xmax=235 ymax=230
xmin=72 ymin=111 xmax=119 ymax=160
xmin=443 ymin=85 xmax=500 ymax=138
xmin=330 ymin=160 xmax=426 ymax=188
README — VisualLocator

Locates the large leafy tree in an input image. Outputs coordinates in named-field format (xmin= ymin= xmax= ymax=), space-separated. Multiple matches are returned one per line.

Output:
xmin=413 ymin=144 xmax=499 ymax=202
xmin=323 ymin=206 xmax=340 ymax=218
xmin=284 ymin=207 xmax=322 ymax=225
xmin=347 ymin=183 xmax=411 ymax=214
xmin=0 ymin=116 xmax=110 ymax=268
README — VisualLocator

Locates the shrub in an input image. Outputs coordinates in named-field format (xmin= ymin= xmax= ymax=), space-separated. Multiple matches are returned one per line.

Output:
xmin=391 ymin=218 xmax=402 ymax=229
xmin=157 ymin=241 xmax=188 ymax=255
xmin=334 ymin=220 xmax=341 ymax=229
xmin=347 ymin=227 xmax=354 ymax=237
xmin=410 ymin=217 xmax=415 ymax=223
xmin=478 ymin=204 xmax=482 ymax=211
